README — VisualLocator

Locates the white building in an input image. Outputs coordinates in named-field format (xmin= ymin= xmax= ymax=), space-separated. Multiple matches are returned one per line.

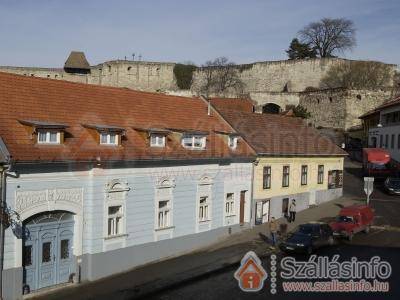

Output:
xmin=367 ymin=96 xmax=400 ymax=162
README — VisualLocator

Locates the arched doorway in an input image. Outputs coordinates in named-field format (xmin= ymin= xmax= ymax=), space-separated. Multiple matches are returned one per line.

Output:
xmin=262 ymin=103 xmax=281 ymax=114
xmin=23 ymin=211 xmax=75 ymax=293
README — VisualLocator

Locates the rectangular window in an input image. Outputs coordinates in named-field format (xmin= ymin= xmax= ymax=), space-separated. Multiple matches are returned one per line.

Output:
xmin=391 ymin=134 xmax=395 ymax=149
xmin=199 ymin=196 xmax=209 ymax=221
xmin=263 ymin=166 xmax=271 ymax=189
xmin=228 ymin=136 xmax=238 ymax=149
xmin=42 ymin=242 xmax=51 ymax=263
xmin=182 ymin=135 xmax=206 ymax=150
xmin=150 ymin=134 xmax=166 ymax=147
xmin=157 ymin=200 xmax=171 ymax=228
xmin=282 ymin=166 xmax=290 ymax=187
xmin=385 ymin=134 xmax=389 ymax=148
xmin=100 ymin=133 xmax=119 ymax=145
xmin=301 ymin=165 xmax=308 ymax=185
xmin=107 ymin=205 xmax=123 ymax=236
xmin=60 ymin=239 xmax=69 ymax=259
xmin=380 ymin=135 xmax=383 ymax=148
xmin=318 ymin=165 xmax=324 ymax=184
xmin=398 ymin=134 xmax=400 ymax=149
xmin=225 ymin=193 xmax=235 ymax=216
xmin=37 ymin=131 xmax=61 ymax=144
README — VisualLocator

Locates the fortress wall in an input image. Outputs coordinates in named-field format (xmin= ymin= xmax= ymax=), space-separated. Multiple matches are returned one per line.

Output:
xmin=88 ymin=61 xmax=177 ymax=91
xmin=299 ymin=88 xmax=393 ymax=130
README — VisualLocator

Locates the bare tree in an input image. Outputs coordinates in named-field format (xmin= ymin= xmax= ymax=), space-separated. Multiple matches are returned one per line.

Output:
xmin=298 ymin=18 xmax=356 ymax=58
xmin=199 ymin=57 xmax=245 ymax=96
xmin=321 ymin=61 xmax=393 ymax=90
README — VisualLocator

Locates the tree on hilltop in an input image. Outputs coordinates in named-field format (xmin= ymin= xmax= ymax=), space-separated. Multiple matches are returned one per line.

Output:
xmin=297 ymin=18 xmax=356 ymax=58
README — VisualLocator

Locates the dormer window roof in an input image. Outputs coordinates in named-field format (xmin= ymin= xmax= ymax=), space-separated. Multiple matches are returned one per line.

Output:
xmin=19 ymin=119 xmax=69 ymax=130
xmin=83 ymin=124 xmax=126 ymax=134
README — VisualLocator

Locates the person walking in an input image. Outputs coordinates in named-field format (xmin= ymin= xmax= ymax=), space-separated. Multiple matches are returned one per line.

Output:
xmin=289 ymin=199 xmax=296 ymax=223
xmin=269 ymin=217 xmax=278 ymax=247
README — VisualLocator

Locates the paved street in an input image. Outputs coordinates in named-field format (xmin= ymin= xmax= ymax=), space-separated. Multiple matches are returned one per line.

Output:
xmin=145 ymin=159 xmax=400 ymax=300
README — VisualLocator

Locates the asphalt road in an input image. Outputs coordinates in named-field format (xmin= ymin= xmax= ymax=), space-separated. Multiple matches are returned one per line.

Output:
xmin=145 ymin=159 xmax=400 ymax=300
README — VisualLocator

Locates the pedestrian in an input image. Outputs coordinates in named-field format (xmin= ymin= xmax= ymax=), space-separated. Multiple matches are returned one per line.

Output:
xmin=289 ymin=199 xmax=296 ymax=222
xmin=269 ymin=217 xmax=278 ymax=247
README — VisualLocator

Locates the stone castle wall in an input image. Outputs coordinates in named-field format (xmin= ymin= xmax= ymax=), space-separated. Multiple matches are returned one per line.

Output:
xmin=0 ymin=61 xmax=177 ymax=92
xmin=191 ymin=58 xmax=396 ymax=95
xmin=299 ymin=88 xmax=393 ymax=130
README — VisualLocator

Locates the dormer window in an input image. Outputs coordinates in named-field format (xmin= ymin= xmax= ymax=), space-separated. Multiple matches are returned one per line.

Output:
xmin=18 ymin=120 xmax=68 ymax=145
xmin=182 ymin=135 xmax=206 ymax=150
xmin=228 ymin=135 xmax=238 ymax=150
xmin=100 ymin=132 xmax=118 ymax=145
xmin=150 ymin=134 xmax=166 ymax=147
xmin=38 ymin=130 xmax=61 ymax=144
xmin=83 ymin=124 xmax=125 ymax=146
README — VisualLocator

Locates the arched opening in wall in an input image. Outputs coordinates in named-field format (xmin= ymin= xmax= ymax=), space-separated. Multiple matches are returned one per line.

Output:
xmin=262 ymin=103 xmax=281 ymax=114
xmin=127 ymin=66 xmax=132 ymax=71
xmin=22 ymin=211 xmax=75 ymax=293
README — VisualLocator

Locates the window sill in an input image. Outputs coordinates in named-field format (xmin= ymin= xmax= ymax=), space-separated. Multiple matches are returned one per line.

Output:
xmin=104 ymin=233 xmax=128 ymax=240
xmin=155 ymin=226 xmax=175 ymax=232
xmin=225 ymin=214 xmax=236 ymax=217
xmin=199 ymin=219 xmax=211 ymax=223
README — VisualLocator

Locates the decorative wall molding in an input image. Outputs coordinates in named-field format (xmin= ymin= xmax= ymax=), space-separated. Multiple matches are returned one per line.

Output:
xmin=15 ymin=188 xmax=83 ymax=215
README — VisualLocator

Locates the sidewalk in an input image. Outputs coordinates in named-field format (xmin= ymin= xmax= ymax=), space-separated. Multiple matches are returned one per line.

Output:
xmin=28 ymin=196 xmax=361 ymax=300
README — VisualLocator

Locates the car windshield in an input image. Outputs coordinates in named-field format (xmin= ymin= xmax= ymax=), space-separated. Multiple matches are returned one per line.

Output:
xmin=388 ymin=178 xmax=400 ymax=188
xmin=297 ymin=225 xmax=314 ymax=235
xmin=337 ymin=215 xmax=353 ymax=223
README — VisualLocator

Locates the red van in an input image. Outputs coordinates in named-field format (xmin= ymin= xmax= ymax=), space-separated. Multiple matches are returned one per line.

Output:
xmin=329 ymin=205 xmax=374 ymax=241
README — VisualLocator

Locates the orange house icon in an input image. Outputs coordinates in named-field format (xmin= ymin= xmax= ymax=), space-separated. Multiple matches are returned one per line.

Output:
xmin=234 ymin=251 xmax=268 ymax=292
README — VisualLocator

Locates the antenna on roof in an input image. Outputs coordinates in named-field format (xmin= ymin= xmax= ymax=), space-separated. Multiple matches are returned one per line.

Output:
xmin=132 ymin=53 xmax=135 ymax=61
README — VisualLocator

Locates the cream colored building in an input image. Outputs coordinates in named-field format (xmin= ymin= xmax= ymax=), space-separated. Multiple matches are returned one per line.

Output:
xmin=253 ymin=156 xmax=344 ymax=223
xmin=214 ymin=105 xmax=347 ymax=224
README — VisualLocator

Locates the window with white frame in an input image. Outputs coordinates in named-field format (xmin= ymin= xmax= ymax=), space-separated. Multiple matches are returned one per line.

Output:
xmin=100 ymin=132 xmax=119 ymax=145
xmin=318 ymin=165 xmax=324 ymax=184
xmin=228 ymin=136 xmax=238 ymax=150
xmin=107 ymin=205 xmax=123 ymax=236
xmin=150 ymin=134 xmax=166 ymax=147
xmin=182 ymin=135 xmax=206 ymax=150
xmin=37 ymin=130 xmax=61 ymax=144
xmin=105 ymin=181 xmax=129 ymax=238
xmin=225 ymin=193 xmax=235 ymax=216
xmin=155 ymin=178 xmax=175 ymax=231
xmin=157 ymin=200 xmax=170 ymax=228
xmin=199 ymin=196 xmax=209 ymax=221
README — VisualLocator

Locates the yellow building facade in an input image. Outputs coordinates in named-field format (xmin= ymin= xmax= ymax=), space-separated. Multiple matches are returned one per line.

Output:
xmin=252 ymin=156 xmax=344 ymax=224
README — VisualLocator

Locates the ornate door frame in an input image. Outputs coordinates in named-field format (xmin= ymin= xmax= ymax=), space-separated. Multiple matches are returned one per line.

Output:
xmin=14 ymin=188 xmax=83 ymax=270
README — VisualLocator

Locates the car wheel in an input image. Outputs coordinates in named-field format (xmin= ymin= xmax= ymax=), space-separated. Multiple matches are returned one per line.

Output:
xmin=348 ymin=232 xmax=353 ymax=241
xmin=306 ymin=246 xmax=313 ymax=255
xmin=328 ymin=236 xmax=334 ymax=246
xmin=364 ymin=226 xmax=370 ymax=234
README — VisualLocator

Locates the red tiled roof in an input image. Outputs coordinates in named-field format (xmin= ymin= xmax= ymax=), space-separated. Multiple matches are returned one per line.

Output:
xmin=210 ymin=98 xmax=255 ymax=113
xmin=0 ymin=72 xmax=255 ymax=163
xmin=217 ymin=109 xmax=347 ymax=156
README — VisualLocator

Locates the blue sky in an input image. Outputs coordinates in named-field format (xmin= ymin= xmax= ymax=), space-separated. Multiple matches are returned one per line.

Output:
xmin=0 ymin=0 xmax=399 ymax=67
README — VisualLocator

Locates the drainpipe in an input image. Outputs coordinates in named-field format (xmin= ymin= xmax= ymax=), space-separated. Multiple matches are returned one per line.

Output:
xmin=0 ymin=165 xmax=8 ymax=300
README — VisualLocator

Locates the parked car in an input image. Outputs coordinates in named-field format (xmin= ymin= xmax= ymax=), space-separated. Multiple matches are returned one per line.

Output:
xmin=384 ymin=177 xmax=400 ymax=195
xmin=279 ymin=222 xmax=334 ymax=255
xmin=329 ymin=205 xmax=374 ymax=241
